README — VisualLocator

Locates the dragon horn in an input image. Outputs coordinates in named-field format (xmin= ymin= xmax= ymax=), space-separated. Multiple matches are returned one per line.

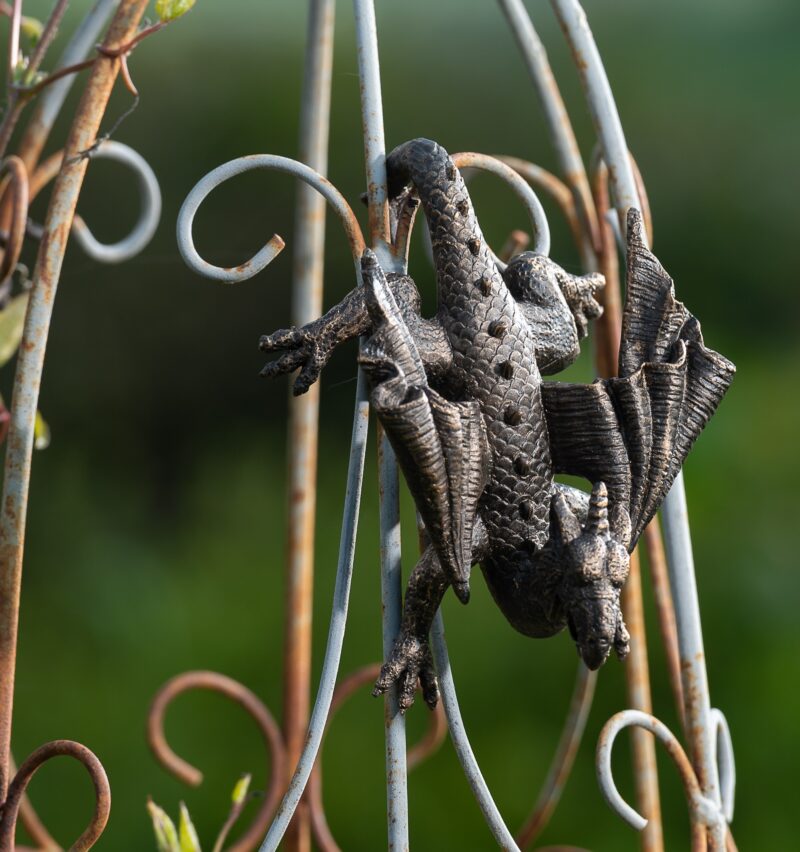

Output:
xmin=588 ymin=482 xmax=610 ymax=539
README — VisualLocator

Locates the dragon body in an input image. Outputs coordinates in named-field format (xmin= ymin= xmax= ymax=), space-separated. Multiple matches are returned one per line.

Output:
xmin=260 ymin=139 xmax=734 ymax=709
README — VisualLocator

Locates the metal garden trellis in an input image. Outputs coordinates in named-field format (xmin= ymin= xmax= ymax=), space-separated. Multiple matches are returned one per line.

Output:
xmin=0 ymin=0 xmax=738 ymax=849
xmin=173 ymin=2 xmax=738 ymax=851
xmin=0 ymin=0 xmax=174 ymax=847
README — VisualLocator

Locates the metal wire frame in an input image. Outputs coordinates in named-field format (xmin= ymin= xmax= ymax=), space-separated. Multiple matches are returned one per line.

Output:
xmin=0 ymin=2 xmax=163 ymax=846
xmin=548 ymin=1 xmax=736 ymax=849
xmin=171 ymin=1 xmax=738 ymax=850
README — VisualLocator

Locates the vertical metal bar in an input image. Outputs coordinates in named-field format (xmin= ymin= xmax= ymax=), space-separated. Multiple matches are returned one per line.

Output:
xmin=549 ymin=0 xmax=640 ymax=238
xmin=352 ymin=0 xmax=390 ymax=250
xmin=260 ymin=368 xmax=371 ymax=852
xmin=496 ymin=0 xmax=599 ymax=268
xmin=283 ymin=3 xmax=336 ymax=850
xmin=378 ymin=427 xmax=409 ymax=850
xmin=592 ymin=162 xmax=663 ymax=851
xmin=0 ymin=0 xmax=150 ymax=805
xmin=352 ymin=2 xmax=408 ymax=847
xmin=661 ymin=473 xmax=724 ymax=849
xmin=552 ymin=2 xmax=728 ymax=848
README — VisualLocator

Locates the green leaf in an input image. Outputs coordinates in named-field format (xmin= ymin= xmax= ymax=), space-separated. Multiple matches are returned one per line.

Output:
xmin=179 ymin=802 xmax=202 ymax=852
xmin=155 ymin=0 xmax=197 ymax=22
xmin=34 ymin=410 xmax=50 ymax=450
xmin=0 ymin=293 xmax=28 ymax=368
xmin=231 ymin=773 xmax=251 ymax=805
xmin=147 ymin=799 xmax=180 ymax=852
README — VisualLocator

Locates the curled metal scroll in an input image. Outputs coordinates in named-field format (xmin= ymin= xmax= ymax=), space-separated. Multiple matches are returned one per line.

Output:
xmin=597 ymin=709 xmax=733 ymax=848
xmin=147 ymin=670 xmax=287 ymax=852
xmin=72 ymin=140 xmax=161 ymax=263
xmin=176 ymin=155 xmax=367 ymax=284
xmin=392 ymin=151 xmax=550 ymax=274
xmin=308 ymin=663 xmax=447 ymax=851
xmin=28 ymin=140 xmax=161 ymax=264
xmin=0 ymin=740 xmax=110 ymax=851
xmin=451 ymin=152 xmax=551 ymax=260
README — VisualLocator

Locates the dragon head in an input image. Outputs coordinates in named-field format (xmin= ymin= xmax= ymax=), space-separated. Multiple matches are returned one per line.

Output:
xmin=554 ymin=483 xmax=632 ymax=670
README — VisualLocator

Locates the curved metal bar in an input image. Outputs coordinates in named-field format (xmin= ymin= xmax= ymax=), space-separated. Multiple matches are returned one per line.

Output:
xmin=452 ymin=151 xmax=550 ymax=258
xmin=496 ymin=0 xmax=600 ymax=266
xmin=69 ymin=140 xmax=161 ymax=263
xmin=27 ymin=141 xmax=161 ymax=265
xmin=516 ymin=663 xmax=597 ymax=849
xmin=8 ymin=752 xmax=60 ymax=851
xmin=1 ymin=739 xmax=110 ymax=851
xmin=177 ymin=155 xmax=366 ymax=284
xmin=430 ymin=610 xmax=521 ymax=851
xmin=549 ymin=0 xmax=641 ymax=239
xmin=0 ymin=0 xmax=152 ymax=802
xmin=709 ymin=708 xmax=735 ymax=823
xmin=17 ymin=0 xmax=119 ymax=173
xmin=308 ymin=663 xmax=447 ymax=852
xmin=495 ymin=156 xmax=583 ymax=252
xmin=148 ymin=670 xmax=287 ymax=852
xmin=597 ymin=710 xmax=727 ymax=848
xmin=0 ymin=156 xmax=29 ymax=285
xmin=258 ymin=368 xmax=370 ymax=852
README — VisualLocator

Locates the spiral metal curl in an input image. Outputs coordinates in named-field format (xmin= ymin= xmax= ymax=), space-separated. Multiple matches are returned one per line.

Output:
xmin=148 ymin=670 xmax=288 ymax=852
xmin=0 ymin=740 xmax=110 ymax=851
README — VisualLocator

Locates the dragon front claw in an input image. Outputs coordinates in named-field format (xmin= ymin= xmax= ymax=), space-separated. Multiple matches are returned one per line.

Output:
xmin=259 ymin=325 xmax=332 ymax=395
xmin=372 ymin=630 xmax=439 ymax=712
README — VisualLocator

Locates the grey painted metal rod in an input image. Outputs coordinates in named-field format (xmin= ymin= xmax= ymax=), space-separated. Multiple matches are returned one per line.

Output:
xmin=352 ymin=1 xmax=409 ymax=847
xmin=431 ymin=612 xmax=521 ymax=852
xmin=550 ymin=0 xmax=734 ymax=844
xmin=259 ymin=368 xmax=370 ymax=852
xmin=549 ymin=0 xmax=639 ymax=238
xmin=496 ymin=0 xmax=598 ymax=269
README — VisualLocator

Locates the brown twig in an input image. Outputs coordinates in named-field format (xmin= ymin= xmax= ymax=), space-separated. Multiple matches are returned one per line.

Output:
xmin=148 ymin=671 xmax=288 ymax=852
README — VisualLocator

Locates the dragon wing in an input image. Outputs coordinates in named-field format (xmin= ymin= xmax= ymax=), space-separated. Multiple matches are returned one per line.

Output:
xmin=358 ymin=252 xmax=489 ymax=601
xmin=543 ymin=209 xmax=735 ymax=547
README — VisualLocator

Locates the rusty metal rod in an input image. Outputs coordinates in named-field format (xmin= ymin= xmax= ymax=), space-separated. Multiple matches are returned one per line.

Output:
xmin=0 ymin=0 xmax=150 ymax=803
xmin=282 ymin=3 xmax=335 ymax=849
xmin=591 ymin=159 xmax=663 ymax=852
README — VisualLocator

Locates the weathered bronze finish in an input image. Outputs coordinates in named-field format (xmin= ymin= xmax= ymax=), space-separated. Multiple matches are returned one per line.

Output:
xmin=260 ymin=139 xmax=734 ymax=710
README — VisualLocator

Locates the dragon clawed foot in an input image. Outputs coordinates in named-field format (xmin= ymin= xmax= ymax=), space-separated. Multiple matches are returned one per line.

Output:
xmin=372 ymin=631 xmax=439 ymax=712
xmin=259 ymin=325 xmax=332 ymax=395
xmin=558 ymin=270 xmax=604 ymax=339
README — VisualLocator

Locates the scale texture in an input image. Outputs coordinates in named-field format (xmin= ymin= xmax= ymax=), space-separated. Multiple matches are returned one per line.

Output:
xmin=260 ymin=139 xmax=734 ymax=709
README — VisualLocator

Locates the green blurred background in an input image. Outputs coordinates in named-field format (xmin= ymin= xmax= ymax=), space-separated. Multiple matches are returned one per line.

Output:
xmin=7 ymin=0 xmax=799 ymax=849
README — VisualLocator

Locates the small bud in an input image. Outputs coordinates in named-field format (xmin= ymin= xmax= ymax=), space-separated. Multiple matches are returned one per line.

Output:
xmin=231 ymin=773 xmax=252 ymax=805
xmin=179 ymin=802 xmax=202 ymax=852
xmin=147 ymin=798 xmax=180 ymax=852
xmin=156 ymin=0 xmax=197 ymax=22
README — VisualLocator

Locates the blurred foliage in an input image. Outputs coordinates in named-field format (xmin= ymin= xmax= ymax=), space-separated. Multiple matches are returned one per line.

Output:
xmin=5 ymin=0 xmax=799 ymax=850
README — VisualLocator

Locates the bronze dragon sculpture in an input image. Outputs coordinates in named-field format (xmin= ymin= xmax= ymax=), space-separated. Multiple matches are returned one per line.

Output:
xmin=259 ymin=138 xmax=735 ymax=711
